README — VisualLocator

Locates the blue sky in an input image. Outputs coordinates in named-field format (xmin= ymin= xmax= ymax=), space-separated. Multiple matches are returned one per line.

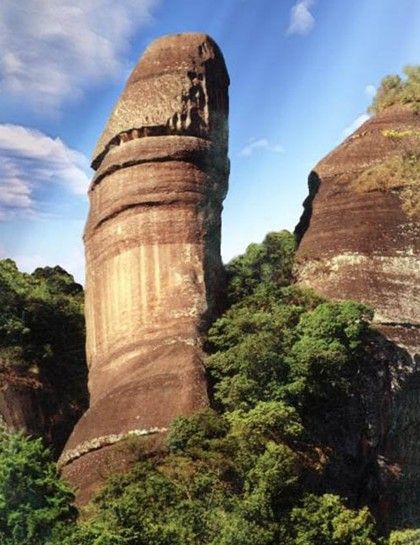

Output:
xmin=0 ymin=0 xmax=419 ymax=283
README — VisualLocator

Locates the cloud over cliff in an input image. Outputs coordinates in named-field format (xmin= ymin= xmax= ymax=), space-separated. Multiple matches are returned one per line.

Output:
xmin=0 ymin=0 xmax=159 ymax=110
xmin=0 ymin=124 xmax=90 ymax=219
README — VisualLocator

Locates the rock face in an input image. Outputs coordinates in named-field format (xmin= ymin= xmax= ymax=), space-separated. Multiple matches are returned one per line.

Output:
xmin=59 ymin=33 xmax=229 ymax=502
xmin=0 ymin=373 xmax=47 ymax=437
xmin=295 ymin=104 xmax=420 ymax=526
xmin=0 ymin=370 xmax=86 ymax=458
xmin=295 ymin=105 xmax=419 ymax=353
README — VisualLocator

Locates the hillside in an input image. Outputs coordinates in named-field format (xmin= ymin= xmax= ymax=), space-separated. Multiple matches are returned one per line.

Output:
xmin=0 ymin=260 xmax=88 ymax=456
xmin=295 ymin=67 xmax=420 ymax=527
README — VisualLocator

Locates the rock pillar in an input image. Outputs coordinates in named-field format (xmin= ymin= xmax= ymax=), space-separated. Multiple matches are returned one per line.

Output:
xmin=59 ymin=33 xmax=229 ymax=502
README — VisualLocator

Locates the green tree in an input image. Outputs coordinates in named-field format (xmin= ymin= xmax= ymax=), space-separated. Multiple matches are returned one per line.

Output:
xmin=285 ymin=301 xmax=373 ymax=403
xmin=228 ymin=401 xmax=303 ymax=452
xmin=64 ymin=459 xmax=242 ymax=545
xmin=286 ymin=494 xmax=379 ymax=545
xmin=0 ymin=427 xmax=76 ymax=545
xmin=369 ymin=65 xmax=420 ymax=114
xmin=389 ymin=529 xmax=420 ymax=545
xmin=0 ymin=260 xmax=87 ymax=452
xmin=168 ymin=409 xmax=229 ymax=453
xmin=226 ymin=230 xmax=295 ymax=304
xmin=0 ymin=260 xmax=85 ymax=377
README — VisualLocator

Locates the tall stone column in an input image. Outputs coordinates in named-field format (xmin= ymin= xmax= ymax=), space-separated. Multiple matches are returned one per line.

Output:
xmin=59 ymin=33 xmax=229 ymax=502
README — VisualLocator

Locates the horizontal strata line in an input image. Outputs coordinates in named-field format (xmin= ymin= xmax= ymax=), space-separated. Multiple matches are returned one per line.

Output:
xmin=90 ymin=193 xmax=207 ymax=232
xmin=94 ymin=199 xmax=183 ymax=230
xmin=87 ymin=336 xmax=200 ymax=387
xmin=375 ymin=321 xmax=420 ymax=329
xmin=58 ymin=427 xmax=168 ymax=469
xmin=92 ymin=128 xmax=213 ymax=172
xmin=92 ymin=154 xmax=216 ymax=188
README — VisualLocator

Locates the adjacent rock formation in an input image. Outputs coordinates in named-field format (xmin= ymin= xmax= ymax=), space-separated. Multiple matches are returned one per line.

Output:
xmin=59 ymin=33 xmax=229 ymax=503
xmin=0 ymin=370 xmax=87 ymax=458
xmin=295 ymin=105 xmax=419 ymax=353
xmin=295 ymin=104 xmax=420 ymax=526
xmin=0 ymin=372 xmax=47 ymax=436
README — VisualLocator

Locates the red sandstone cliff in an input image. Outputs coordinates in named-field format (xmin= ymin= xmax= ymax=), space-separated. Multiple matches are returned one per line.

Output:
xmin=59 ymin=33 xmax=229 ymax=503
xmin=295 ymin=105 xmax=419 ymax=353
xmin=295 ymin=104 xmax=420 ymax=526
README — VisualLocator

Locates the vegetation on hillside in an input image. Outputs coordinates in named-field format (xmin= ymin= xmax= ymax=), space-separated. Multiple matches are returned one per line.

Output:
xmin=0 ymin=259 xmax=85 ymax=375
xmin=0 ymin=236 xmax=418 ymax=543
xmin=388 ymin=529 xmax=420 ymax=545
xmin=368 ymin=65 xmax=420 ymax=114
xmin=0 ymin=426 xmax=76 ymax=545
xmin=353 ymin=65 xmax=420 ymax=217
xmin=225 ymin=230 xmax=295 ymax=304
xmin=353 ymin=153 xmax=420 ymax=217
xmin=0 ymin=260 xmax=88 ymax=451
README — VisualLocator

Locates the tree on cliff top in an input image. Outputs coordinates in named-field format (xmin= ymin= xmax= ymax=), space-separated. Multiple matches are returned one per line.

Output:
xmin=369 ymin=65 xmax=420 ymax=114
xmin=0 ymin=260 xmax=85 ymax=374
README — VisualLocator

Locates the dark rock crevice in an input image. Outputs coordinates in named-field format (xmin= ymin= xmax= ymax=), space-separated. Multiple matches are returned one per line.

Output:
xmin=294 ymin=170 xmax=321 ymax=245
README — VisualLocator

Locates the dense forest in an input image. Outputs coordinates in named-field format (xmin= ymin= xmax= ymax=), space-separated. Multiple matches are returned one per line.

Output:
xmin=0 ymin=68 xmax=419 ymax=544
xmin=0 ymin=261 xmax=87 ymax=454
xmin=0 ymin=231 xmax=418 ymax=545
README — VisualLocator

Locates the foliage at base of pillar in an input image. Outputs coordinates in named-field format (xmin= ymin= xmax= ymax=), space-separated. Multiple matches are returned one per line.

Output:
xmin=0 ymin=427 xmax=76 ymax=545
xmin=389 ymin=529 xmax=420 ymax=545
xmin=1 ymin=232 xmax=418 ymax=544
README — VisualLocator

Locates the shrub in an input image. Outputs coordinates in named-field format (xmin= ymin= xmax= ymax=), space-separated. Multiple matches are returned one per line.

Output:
xmin=369 ymin=65 xmax=420 ymax=114
xmin=389 ymin=529 xmax=420 ymax=545
xmin=382 ymin=129 xmax=420 ymax=139
xmin=353 ymin=153 xmax=420 ymax=217
xmin=286 ymin=494 xmax=379 ymax=545
xmin=168 ymin=409 xmax=229 ymax=452
xmin=0 ymin=427 xmax=76 ymax=545
xmin=226 ymin=230 xmax=295 ymax=304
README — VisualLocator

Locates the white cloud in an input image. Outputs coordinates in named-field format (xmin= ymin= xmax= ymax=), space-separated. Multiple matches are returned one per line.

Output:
xmin=342 ymin=114 xmax=371 ymax=138
xmin=0 ymin=0 xmax=159 ymax=111
xmin=239 ymin=138 xmax=285 ymax=157
xmin=0 ymin=124 xmax=90 ymax=219
xmin=287 ymin=0 xmax=315 ymax=35
xmin=365 ymin=84 xmax=377 ymax=98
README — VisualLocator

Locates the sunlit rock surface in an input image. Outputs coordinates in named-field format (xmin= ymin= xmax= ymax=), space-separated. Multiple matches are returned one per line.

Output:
xmin=60 ymin=33 xmax=229 ymax=503
xmin=295 ymin=104 xmax=420 ymax=526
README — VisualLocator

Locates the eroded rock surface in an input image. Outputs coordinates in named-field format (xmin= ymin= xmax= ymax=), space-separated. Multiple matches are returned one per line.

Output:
xmin=0 ymin=370 xmax=87 ymax=458
xmin=295 ymin=105 xmax=419 ymax=352
xmin=295 ymin=105 xmax=420 ymax=526
xmin=59 ymin=33 xmax=229 ymax=503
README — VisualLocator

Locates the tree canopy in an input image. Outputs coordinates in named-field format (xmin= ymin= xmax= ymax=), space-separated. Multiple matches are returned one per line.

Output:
xmin=0 ymin=426 xmax=76 ymax=545
xmin=369 ymin=65 xmax=420 ymax=114
xmin=0 ymin=259 xmax=87 ymax=452
xmin=0 ymin=234 xmax=416 ymax=543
